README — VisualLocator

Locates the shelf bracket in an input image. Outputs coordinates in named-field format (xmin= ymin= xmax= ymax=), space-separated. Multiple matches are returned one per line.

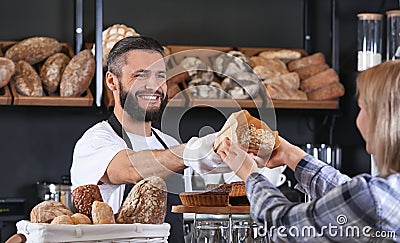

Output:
xmin=95 ymin=0 xmax=103 ymax=107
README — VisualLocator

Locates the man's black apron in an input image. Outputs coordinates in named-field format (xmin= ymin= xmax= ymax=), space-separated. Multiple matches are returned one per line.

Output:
xmin=108 ymin=113 xmax=184 ymax=242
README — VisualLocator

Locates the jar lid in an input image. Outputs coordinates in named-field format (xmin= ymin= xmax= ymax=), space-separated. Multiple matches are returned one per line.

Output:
xmin=386 ymin=10 xmax=400 ymax=17
xmin=357 ymin=13 xmax=383 ymax=20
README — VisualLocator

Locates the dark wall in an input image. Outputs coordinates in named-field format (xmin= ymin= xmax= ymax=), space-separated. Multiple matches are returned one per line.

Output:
xmin=0 ymin=0 xmax=398 ymax=240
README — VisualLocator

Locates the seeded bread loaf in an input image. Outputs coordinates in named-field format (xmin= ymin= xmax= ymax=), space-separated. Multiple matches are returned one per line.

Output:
xmin=0 ymin=57 xmax=15 ymax=89
xmin=40 ymin=53 xmax=70 ymax=93
xmin=116 ymin=176 xmax=167 ymax=224
xmin=5 ymin=37 xmax=62 ymax=65
xmin=60 ymin=49 xmax=95 ymax=96
xmin=13 ymin=60 xmax=43 ymax=96
xmin=71 ymin=184 xmax=103 ymax=220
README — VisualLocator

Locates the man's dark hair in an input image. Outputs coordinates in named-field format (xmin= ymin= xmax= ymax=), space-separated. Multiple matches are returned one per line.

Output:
xmin=107 ymin=36 xmax=164 ymax=78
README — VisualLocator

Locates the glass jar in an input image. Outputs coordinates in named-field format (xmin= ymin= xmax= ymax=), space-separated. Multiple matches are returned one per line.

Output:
xmin=357 ymin=13 xmax=383 ymax=71
xmin=386 ymin=10 xmax=400 ymax=60
xmin=231 ymin=215 xmax=268 ymax=243
xmin=194 ymin=214 xmax=230 ymax=243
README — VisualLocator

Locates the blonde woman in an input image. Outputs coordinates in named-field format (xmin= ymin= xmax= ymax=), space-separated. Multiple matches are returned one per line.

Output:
xmin=217 ymin=61 xmax=400 ymax=242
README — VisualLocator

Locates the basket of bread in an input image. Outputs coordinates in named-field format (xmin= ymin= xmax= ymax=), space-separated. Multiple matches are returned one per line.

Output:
xmin=17 ymin=177 xmax=170 ymax=243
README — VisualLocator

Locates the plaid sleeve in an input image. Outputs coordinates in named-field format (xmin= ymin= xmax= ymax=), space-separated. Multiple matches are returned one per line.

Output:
xmin=246 ymin=173 xmax=378 ymax=242
xmin=294 ymin=154 xmax=351 ymax=199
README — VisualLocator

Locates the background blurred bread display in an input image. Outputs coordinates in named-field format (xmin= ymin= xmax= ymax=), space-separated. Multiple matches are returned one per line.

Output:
xmin=248 ymin=49 xmax=344 ymax=101
xmin=287 ymin=52 xmax=345 ymax=100
xmin=1 ymin=36 xmax=95 ymax=97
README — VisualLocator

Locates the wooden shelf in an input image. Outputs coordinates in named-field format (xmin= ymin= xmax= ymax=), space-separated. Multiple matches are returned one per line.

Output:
xmin=10 ymin=82 xmax=93 ymax=107
xmin=269 ymin=99 xmax=339 ymax=109
xmin=0 ymin=85 xmax=12 ymax=105
xmin=172 ymin=205 xmax=250 ymax=215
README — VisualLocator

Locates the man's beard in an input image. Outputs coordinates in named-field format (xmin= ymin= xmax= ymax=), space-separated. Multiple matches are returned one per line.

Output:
xmin=119 ymin=82 xmax=168 ymax=122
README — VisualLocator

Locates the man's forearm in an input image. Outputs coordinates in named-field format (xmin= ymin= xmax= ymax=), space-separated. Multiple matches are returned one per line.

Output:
xmin=127 ymin=144 xmax=187 ymax=181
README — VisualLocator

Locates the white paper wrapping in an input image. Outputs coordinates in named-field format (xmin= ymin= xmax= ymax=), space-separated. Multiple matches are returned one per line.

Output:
xmin=16 ymin=220 xmax=170 ymax=243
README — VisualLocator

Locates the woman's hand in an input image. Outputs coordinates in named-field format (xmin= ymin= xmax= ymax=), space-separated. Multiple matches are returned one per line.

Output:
xmin=216 ymin=138 xmax=259 ymax=181
xmin=266 ymin=136 xmax=307 ymax=171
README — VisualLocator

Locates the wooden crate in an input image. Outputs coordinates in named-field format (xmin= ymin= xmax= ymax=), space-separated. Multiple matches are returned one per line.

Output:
xmin=10 ymin=82 xmax=93 ymax=106
xmin=0 ymin=85 xmax=12 ymax=105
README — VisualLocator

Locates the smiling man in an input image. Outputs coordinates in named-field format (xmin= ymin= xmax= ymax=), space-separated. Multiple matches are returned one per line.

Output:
xmin=70 ymin=36 xmax=232 ymax=242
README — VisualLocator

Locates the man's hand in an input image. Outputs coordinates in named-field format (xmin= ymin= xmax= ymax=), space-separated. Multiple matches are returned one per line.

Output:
xmin=183 ymin=133 xmax=231 ymax=174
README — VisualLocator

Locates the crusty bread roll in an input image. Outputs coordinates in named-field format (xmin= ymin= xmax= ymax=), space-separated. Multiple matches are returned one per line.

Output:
xmin=288 ymin=52 xmax=325 ymax=71
xmin=294 ymin=63 xmax=329 ymax=80
xmin=266 ymin=83 xmax=307 ymax=100
xmin=13 ymin=60 xmax=43 ymax=96
xmin=214 ymin=110 xmax=280 ymax=157
xmin=71 ymin=213 xmax=92 ymax=224
xmin=40 ymin=53 xmax=70 ymax=93
xmin=60 ymin=49 xmax=95 ymax=97
xmin=259 ymin=49 xmax=301 ymax=60
xmin=250 ymin=57 xmax=288 ymax=77
xmin=300 ymin=68 xmax=339 ymax=92
xmin=50 ymin=215 xmax=74 ymax=225
xmin=263 ymin=72 xmax=300 ymax=90
xmin=91 ymin=201 xmax=115 ymax=224
xmin=306 ymin=82 xmax=345 ymax=100
xmin=5 ymin=37 xmax=62 ymax=65
xmin=0 ymin=57 xmax=15 ymax=89
xmin=30 ymin=200 xmax=73 ymax=223
xmin=116 ymin=176 xmax=167 ymax=224
xmin=71 ymin=184 xmax=103 ymax=220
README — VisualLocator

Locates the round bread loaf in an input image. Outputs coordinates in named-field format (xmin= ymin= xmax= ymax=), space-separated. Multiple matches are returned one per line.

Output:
xmin=213 ymin=51 xmax=252 ymax=77
xmin=13 ymin=60 xmax=43 ymax=96
xmin=0 ymin=57 xmax=15 ymax=89
xmin=116 ymin=176 xmax=167 ymax=224
xmin=91 ymin=201 xmax=115 ymax=224
xmin=30 ymin=200 xmax=73 ymax=223
xmin=60 ymin=49 xmax=95 ymax=96
xmin=221 ymin=71 xmax=260 ymax=99
xmin=50 ymin=215 xmax=74 ymax=225
xmin=40 ymin=53 xmax=70 ymax=93
xmin=71 ymin=213 xmax=92 ymax=224
xmin=5 ymin=37 xmax=62 ymax=65
xmin=91 ymin=24 xmax=139 ymax=67
xmin=71 ymin=184 xmax=103 ymax=220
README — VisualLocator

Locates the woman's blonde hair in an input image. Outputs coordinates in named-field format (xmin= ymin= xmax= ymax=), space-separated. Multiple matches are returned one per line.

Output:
xmin=356 ymin=60 xmax=400 ymax=176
